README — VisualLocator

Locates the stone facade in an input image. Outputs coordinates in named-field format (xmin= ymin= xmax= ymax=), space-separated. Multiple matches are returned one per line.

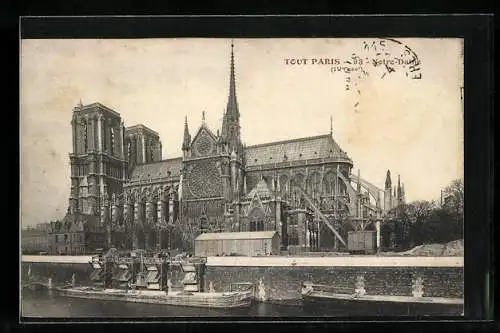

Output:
xmin=59 ymin=43 xmax=406 ymax=253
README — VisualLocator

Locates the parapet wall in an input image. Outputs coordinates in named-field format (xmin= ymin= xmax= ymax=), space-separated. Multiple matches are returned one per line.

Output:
xmin=205 ymin=256 xmax=463 ymax=267
xmin=21 ymin=255 xmax=463 ymax=305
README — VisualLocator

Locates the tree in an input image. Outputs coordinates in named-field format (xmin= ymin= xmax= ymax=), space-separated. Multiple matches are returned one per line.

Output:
xmin=405 ymin=200 xmax=437 ymax=246
xmin=442 ymin=178 xmax=464 ymax=241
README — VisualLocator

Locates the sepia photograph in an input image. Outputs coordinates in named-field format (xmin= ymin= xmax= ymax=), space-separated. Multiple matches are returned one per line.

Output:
xmin=20 ymin=36 xmax=465 ymax=319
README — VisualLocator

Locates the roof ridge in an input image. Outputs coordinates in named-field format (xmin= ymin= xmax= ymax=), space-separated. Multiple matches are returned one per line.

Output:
xmin=80 ymin=102 xmax=120 ymax=117
xmin=192 ymin=123 xmax=218 ymax=144
xmin=245 ymin=133 xmax=332 ymax=149
xmin=125 ymin=124 xmax=159 ymax=136
xmin=137 ymin=157 xmax=182 ymax=166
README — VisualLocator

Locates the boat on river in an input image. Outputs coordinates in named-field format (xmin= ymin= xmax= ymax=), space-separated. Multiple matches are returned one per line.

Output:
xmin=30 ymin=248 xmax=254 ymax=309
xmin=51 ymin=283 xmax=254 ymax=308
xmin=300 ymin=281 xmax=464 ymax=316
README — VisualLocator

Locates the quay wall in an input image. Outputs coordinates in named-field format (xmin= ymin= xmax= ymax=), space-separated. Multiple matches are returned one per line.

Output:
xmin=21 ymin=256 xmax=463 ymax=304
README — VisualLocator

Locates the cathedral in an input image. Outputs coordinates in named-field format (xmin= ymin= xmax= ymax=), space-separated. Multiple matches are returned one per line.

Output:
xmin=60 ymin=42 xmax=406 ymax=254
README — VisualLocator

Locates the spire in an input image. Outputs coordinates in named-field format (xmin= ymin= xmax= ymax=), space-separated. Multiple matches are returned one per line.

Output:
xmin=202 ymin=111 xmax=206 ymax=124
xmin=182 ymin=116 xmax=190 ymax=151
xmin=385 ymin=170 xmax=392 ymax=189
xmin=221 ymin=40 xmax=242 ymax=154
xmin=226 ymin=40 xmax=239 ymax=119
xmin=330 ymin=116 xmax=333 ymax=135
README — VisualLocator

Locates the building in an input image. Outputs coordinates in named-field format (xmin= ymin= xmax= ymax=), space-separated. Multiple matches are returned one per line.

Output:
xmin=49 ymin=218 xmax=106 ymax=255
xmin=194 ymin=231 xmax=280 ymax=257
xmin=56 ymin=41 xmax=406 ymax=253
xmin=21 ymin=223 xmax=52 ymax=254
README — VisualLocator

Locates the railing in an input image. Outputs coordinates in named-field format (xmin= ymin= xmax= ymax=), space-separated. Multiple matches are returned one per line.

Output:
xmin=245 ymin=156 xmax=353 ymax=172
xmin=125 ymin=176 xmax=180 ymax=187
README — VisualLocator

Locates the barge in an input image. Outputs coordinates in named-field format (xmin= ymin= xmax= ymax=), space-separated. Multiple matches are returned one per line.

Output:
xmin=301 ymin=281 xmax=464 ymax=316
xmin=29 ymin=248 xmax=254 ymax=309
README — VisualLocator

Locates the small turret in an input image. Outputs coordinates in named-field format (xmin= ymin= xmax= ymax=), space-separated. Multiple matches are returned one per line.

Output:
xmin=383 ymin=169 xmax=393 ymax=212
xmin=182 ymin=116 xmax=191 ymax=153
xmin=385 ymin=170 xmax=392 ymax=189
xmin=397 ymin=174 xmax=402 ymax=199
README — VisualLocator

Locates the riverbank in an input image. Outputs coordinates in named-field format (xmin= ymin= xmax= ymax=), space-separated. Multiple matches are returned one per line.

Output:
xmin=22 ymin=255 xmax=463 ymax=267
xmin=21 ymin=254 xmax=464 ymax=305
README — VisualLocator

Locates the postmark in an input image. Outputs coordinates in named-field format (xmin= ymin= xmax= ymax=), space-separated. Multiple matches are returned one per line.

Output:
xmin=283 ymin=38 xmax=423 ymax=110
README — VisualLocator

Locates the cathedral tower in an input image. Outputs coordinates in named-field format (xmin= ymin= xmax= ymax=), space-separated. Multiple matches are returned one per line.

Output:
xmin=68 ymin=102 xmax=128 ymax=224
xmin=124 ymin=124 xmax=162 ymax=176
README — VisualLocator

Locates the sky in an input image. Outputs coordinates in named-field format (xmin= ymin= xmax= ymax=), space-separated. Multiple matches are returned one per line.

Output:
xmin=20 ymin=38 xmax=464 ymax=227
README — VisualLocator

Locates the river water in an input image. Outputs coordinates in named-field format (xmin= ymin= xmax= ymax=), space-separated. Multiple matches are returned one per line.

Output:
xmin=21 ymin=289 xmax=462 ymax=320
xmin=21 ymin=289 xmax=341 ymax=319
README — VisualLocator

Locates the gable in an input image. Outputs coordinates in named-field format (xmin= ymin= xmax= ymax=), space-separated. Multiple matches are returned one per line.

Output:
xmin=247 ymin=178 xmax=272 ymax=198
xmin=191 ymin=126 xmax=218 ymax=157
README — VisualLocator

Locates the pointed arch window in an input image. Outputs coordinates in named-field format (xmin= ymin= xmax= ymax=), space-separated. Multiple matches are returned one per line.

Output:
xmin=257 ymin=220 xmax=264 ymax=231
xmin=200 ymin=215 xmax=209 ymax=233
xmin=150 ymin=139 xmax=155 ymax=162
xmin=81 ymin=120 xmax=88 ymax=152
xmin=127 ymin=140 xmax=132 ymax=162
xmin=110 ymin=127 xmax=115 ymax=155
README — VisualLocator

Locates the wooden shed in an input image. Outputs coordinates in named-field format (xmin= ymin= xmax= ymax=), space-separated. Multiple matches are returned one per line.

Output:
xmin=194 ymin=231 xmax=281 ymax=257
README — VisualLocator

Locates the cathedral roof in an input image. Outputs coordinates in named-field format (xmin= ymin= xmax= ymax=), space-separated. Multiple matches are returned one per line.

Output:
xmin=125 ymin=124 xmax=159 ymax=137
xmin=244 ymin=134 xmax=351 ymax=167
xmin=129 ymin=157 xmax=183 ymax=181
xmin=247 ymin=178 xmax=272 ymax=198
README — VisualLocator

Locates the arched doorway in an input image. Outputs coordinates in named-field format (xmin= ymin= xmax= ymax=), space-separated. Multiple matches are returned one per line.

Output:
xmin=248 ymin=207 xmax=266 ymax=231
